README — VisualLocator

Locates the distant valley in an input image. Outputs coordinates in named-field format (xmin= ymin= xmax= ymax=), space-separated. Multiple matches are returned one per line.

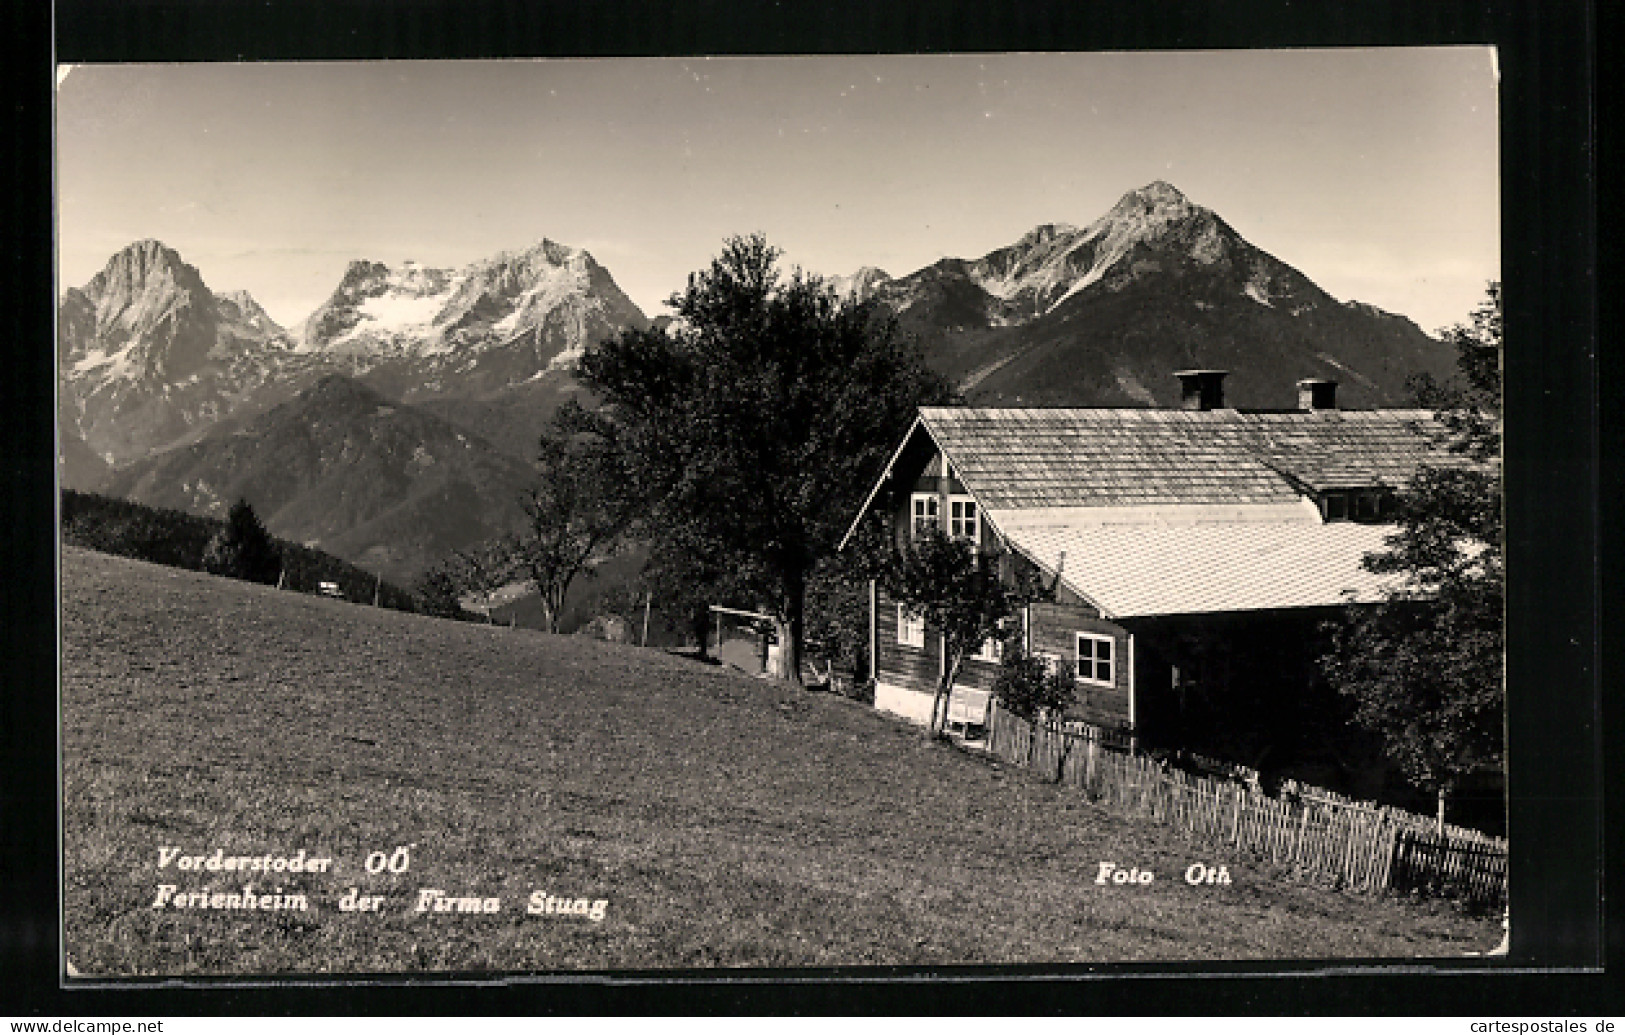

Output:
xmin=100 ymin=374 xmax=537 ymax=586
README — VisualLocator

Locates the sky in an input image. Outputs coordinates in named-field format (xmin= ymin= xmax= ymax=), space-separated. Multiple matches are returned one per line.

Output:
xmin=55 ymin=51 xmax=1499 ymax=335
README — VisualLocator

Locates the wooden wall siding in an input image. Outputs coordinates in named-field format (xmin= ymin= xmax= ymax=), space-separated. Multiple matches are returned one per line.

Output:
xmin=909 ymin=475 xmax=968 ymax=494
xmin=875 ymin=589 xmax=1004 ymax=694
xmin=1028 ymin=601 xmax=1120 ymax=680
xmin=955 ymin=654 xmax=1001 ymax=692
xmin=1074 ymin=685 xmax=1130 ymax=726
xmin=891 ymin=481 xmax=980 ymax=553
xmin=1026 ymin=600 xmax=1130 ymax=729
xmin=875 ymin=590 xmax=942 ymax=691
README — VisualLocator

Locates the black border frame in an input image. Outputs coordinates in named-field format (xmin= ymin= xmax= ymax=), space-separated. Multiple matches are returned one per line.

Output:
xmin=5 ymin=0 xmax=1607 ymax=1016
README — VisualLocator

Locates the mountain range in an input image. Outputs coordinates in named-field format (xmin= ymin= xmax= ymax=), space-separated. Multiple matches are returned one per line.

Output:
xmin=60 ymin=181 xmax=1460 ymax=583
xmin=848 ymin=181 xmax=1451 ymax=407
xmin=58 ymin=237 xmax=647 ymax=474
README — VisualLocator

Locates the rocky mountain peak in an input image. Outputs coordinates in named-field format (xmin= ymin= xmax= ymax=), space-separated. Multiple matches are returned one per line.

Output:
xmin=1013 ymin=223 xmax=1080 ymax=249
xmin=1094 ymin=180 xmax=1209 ymax=240
xmin=515 ymin=238 xmax=582 ymax=267
xmin=865 ymin=180 xmax=1454 ymax=410
xmin=336 ymin=259 xmax=392 ymax=291
xmin=1127 ymin=179 xmax=1188 ymax=207
xmin=292 ymin=237 xmax=647 ymax=388
xmin=85 ymin=239 xmax=208 ymax=307
xmin=829 ymin=266 xmax=893 ymax=301
xmin=60 ymin=239 xmax=228 ymax=385
xmin=215 ymin=289 xmax=285 ymax=337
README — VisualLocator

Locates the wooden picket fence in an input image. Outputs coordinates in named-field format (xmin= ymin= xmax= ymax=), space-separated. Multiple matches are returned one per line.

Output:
xmin=985 ymin=702 xmax=1506 ymax=909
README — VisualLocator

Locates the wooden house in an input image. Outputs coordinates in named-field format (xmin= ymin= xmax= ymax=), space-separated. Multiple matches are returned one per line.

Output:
xmin=841 ymin=371 xmax=1468 ymax=776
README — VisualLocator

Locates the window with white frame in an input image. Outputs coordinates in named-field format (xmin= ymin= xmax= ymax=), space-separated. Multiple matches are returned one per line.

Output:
xmin=896 ymin=604 xmax=925 ymax=649
xmin=948 ymin=495 xmax=979 ymax=547
xmin=909 ymin=493 xmax=939 ymax=538
xmin=1075 ymin=632 xmax=1114 ymax=687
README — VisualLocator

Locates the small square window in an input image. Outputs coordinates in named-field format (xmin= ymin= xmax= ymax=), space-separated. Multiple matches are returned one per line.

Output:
xmin=897 ymin=604 xmax=925 ymax=649
xmin=1325 ymin=493 xmax=1348 ymax=521
xmin=1075 ymin=632 xmax=1114 ymax=687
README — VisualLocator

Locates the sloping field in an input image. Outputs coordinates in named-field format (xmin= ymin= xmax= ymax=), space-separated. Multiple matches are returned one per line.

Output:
xmin=61 ymin=547 xmax=1500 ymax=975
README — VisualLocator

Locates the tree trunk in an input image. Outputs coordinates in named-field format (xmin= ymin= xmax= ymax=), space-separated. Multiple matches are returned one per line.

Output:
xmin=692 ymin=609 xmax=711 ymax=659
xmin=928 ymin=649 xmax=965 ymax=737
xmin=541 ymin=588 xmax=563 ymax=634
xmin=769 ymin=578 xmax=806 ymax=684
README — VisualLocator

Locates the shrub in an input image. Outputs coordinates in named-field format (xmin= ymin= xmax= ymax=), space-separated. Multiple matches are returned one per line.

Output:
xmin=993 ymin=646 xmax=1077 ymax=721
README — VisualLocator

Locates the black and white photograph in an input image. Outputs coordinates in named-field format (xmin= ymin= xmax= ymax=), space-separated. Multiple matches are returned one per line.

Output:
xmin=53 ymin=47 xmax=1520 ymax=979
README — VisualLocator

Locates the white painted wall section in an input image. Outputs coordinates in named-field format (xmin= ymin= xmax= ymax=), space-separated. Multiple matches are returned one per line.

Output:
xmin=875 ymin=681 xmax=937 ymax=726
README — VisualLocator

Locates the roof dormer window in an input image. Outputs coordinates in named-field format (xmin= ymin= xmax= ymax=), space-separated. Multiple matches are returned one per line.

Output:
xmin=1320 ymin=489 xmax=1394 ymax=523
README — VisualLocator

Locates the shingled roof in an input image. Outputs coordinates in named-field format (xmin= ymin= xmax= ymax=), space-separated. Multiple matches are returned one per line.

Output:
xmin=1229 ymin=410 xmax=1459 ymax=492
xmin=916 ymin=406 xmax=1450 ymax=508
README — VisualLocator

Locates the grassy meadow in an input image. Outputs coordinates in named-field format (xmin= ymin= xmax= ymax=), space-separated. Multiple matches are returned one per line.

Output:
xmin=61 ymin=546 xmax=1501 ymax=976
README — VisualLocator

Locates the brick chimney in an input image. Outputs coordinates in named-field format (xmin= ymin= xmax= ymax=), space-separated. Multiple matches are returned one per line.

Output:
xmin=1174 ymin=369 xmax=1229 ymax=411
xmin=1297 ymin=378 xmax=1339 ymax=411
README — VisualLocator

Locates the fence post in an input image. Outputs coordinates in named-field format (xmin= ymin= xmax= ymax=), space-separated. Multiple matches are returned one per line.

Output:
xmin=1378 ymin=824 xmax=1400 ymax=892
xmin=1293 ymin=805 xmax=1310 ymax=867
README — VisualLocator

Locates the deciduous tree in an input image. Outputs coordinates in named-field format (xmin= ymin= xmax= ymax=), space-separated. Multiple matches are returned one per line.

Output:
xmin=419 ymin=420 xmax=641 ymax=632
xmin=507 ymin=422 xmax=644 ymax=633
xmin=886 ymin=527 xmax=1042 ymax=735
xmin=1321 ymin=283 xmax=1503 ymax=828
xmin=570 ymin=234 xmax=952 ymax=682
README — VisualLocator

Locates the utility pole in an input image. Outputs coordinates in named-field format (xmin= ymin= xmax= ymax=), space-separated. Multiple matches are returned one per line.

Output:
xmin=641 ymin=591 xmax=652 ymax=647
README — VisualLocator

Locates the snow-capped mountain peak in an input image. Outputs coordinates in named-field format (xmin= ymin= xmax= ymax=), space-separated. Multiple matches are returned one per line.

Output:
xmin=297 ymin=238 xmax=645 ymax=363
xmin=59 ymin=236 xmax=650 ymax=469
